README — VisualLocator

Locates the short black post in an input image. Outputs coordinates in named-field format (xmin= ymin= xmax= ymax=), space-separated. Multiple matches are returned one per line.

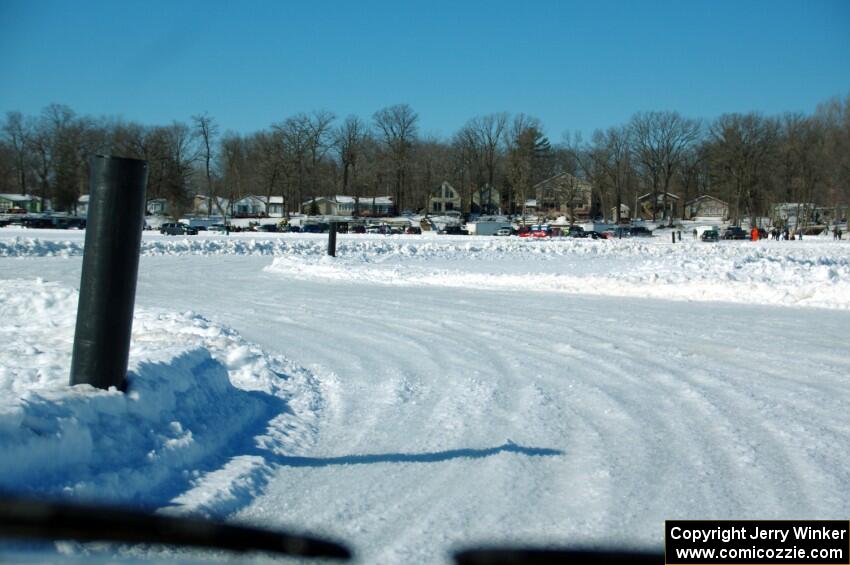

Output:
xmin=70 ymin=156 xmax=148 ymax=390
xmin=672 ymin=232 xmax=676 ymax=243
xmin=328 ymin=222 xmax=337 ymax=257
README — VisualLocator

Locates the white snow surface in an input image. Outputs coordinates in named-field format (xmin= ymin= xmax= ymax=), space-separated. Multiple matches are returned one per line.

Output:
xmin=1 ymin=228 xmax=849 ymax=563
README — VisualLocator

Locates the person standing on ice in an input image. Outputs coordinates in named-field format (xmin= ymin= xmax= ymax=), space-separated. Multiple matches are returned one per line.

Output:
xmin=751 ymin=226 xmax=759 ymax=241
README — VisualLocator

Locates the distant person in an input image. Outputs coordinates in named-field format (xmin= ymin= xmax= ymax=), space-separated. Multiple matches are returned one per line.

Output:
xmin=751 ymin=227 xmax=759 ymax=241
xmin=693 ymin=228 xmax=698 ymax=240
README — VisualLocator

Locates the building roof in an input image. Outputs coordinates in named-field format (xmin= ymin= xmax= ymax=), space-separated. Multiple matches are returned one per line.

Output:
xmin=637 ymin=191 xmax=680 ymax=201
xmin=532 ymin=172 xmax=591 ymax=190
xmin=0 ymin=193 xmax=35 ymax=202
xmin=431 ymin=181 xmax=459 ymax=198
xmin=334 ymin=195 xmax=393 ymax=204
xmin=686 ymin=194 xmax=727 ymax=206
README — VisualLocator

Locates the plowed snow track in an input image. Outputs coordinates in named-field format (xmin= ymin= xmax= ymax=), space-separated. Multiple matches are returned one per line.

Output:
xmin=3 ymin=244 xmax=849 ymax=563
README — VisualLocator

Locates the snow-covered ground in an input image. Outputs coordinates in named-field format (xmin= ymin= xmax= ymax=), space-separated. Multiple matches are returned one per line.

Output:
xmin=1 ymin=227 xmax=849 ymax=563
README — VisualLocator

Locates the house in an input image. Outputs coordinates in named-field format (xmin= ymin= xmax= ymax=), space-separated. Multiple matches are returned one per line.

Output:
xmin=530 ymin=173 xmax=596 ymax=220
xmin=76 ymin=195 xmax=89 ymax=216
xmin=429 ymin=182 xmax=461 ymax=213
xmin=637 ymin=191 xmax=680 ymax=220
xmin=0 ymin=193 xmax=42 ymax=214
xmin=334 ymin=195 xmax=394 ymax=216
xmin=770 ymin=202 xmax=839 ymax=228
xmin=301 ymin=195 xmax=394 ymax=216
xmin=472 ymin=184 xmax=501 ymax=214
xmin=232 ymin=195 xmax=268 ymax=217
xmin=146 ymin=198 xmax=170 ymax=216
xmin=610 ymin=203 xmax=630 ymax=221
xmin=300 ymin=197 xmax=336 ymax=216
xmin=192 ymin=195 xmax=232 ymax=216
xmin=685 ymin=195 xmax=728 ymax=221
xmin=264 ymin=196 xmax=285 ymax=217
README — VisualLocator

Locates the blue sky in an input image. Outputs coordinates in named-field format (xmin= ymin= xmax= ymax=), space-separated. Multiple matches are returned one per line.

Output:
xmin=1 ymin=0 xmax=848 ymax=140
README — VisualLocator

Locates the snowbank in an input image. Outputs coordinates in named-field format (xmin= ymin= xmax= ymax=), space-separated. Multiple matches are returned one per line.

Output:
xmin=0 ymin=279 xmax=321 ymax=515
xmin=263 ymin=240 xmax=850 ymax=310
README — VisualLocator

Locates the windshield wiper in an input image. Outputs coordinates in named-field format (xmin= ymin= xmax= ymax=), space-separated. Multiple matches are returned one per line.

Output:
xmin=0 ymin=495 xmax=351 ymax=560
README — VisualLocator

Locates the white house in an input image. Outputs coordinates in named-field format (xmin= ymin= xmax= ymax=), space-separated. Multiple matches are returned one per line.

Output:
xmin=232 ymin=195 xmax=267 ymax=217
xmin=301 ymin=195 xmax=394 ymax=216
xmin=146 ymin=198 xmax=170 ymax=216
xmin=76 ymin=195 xmax=89 ymax=216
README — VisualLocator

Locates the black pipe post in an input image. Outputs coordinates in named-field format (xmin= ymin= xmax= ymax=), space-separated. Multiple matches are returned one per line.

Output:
xmin=671 ymin=232 xmax=676 ymax=243
xmin=70 ymin=155 xmax=148 ymax=390
xmin=328 ymin=222 xmax=337 ymax=257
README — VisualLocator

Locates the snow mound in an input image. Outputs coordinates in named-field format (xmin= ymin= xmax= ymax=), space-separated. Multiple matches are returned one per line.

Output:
xmin=265 ymin=240 xmax=850 ymax=310
xmin=0 ymin=279 xmax=322 ymax=515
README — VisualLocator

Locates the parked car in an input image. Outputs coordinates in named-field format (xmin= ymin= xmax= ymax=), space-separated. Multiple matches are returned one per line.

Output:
xmin=255 ymin=224 xmax=278 ymax=232
xmin=701 ymin=229 xmax=720 ymax=242
xmin=529 ymin=224 xmax=550 ymax=238
xmin=586 ymin=230 xmax=607 ymax=240
xmin=564 ymin=226 xmax=586 ymax=238
xmin=161 ymin=223 xmax=197 ymax=235
xmin=723 ymin=226 xmax=748 ymax=240
xmin=629 ymin=226 xmax=653 ymax=237
xmin=405 ymin=226 xmax=422 ymax=234
xmin=349 ymin=225 xmax=366 ymax=234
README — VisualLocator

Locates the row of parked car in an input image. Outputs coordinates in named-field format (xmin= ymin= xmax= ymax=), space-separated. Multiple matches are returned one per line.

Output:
xmin=0 ymin=215 xmax=86 ymax=229
xmin=513 ymin=225 xmax=653 ymax=239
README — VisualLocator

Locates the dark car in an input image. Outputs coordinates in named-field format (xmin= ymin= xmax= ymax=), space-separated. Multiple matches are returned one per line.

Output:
xmin=701 ymin=229 xmax=720 ymax=242
xmin=349 ymin=225 xmax=366 ymax=234
xmin=255 ymin=224 xmax=278 ymax=232
xmin=629 ymin=226 xmax=653 ymax=237
xmin=300 ymin=223 xmax=328 ymax=233
xmin=723 ymin=226 xmax=748 ymax=240
xmin=53 ymin=217 xmax=86 ymax=230
xmin=565 ymin=226 xmax=587 ymax=238
xmin=161 ymin=223 xmax=197 ymax=235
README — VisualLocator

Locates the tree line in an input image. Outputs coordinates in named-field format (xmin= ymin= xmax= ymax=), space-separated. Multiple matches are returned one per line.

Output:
xmin=1 ymin=96 xmax=848 ymax=223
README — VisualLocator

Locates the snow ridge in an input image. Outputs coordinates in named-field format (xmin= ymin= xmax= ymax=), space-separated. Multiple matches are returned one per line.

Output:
xmin=0 ymin=279 xmax=323 ymax=516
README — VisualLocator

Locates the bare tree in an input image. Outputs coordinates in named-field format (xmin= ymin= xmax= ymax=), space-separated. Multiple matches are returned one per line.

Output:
xmin=159 ymin=121 xmax=198 ymax=217
xmin=334 ymin=115 xmax=368 ymax=200
xmin=463 ymin=113 xmax=507 ymax=213
xmin=588 ymin=126 xmax=632 ymax=223
xmin=373 ymin=104 xmax=418 ymax=212
xmin=707 ymin=113 xmax=778 ymax=225
xmin=630 ymin=111 xmax=701 ymax=222
xmin=192 ymin=112 xmax=220 ymax=216
xmin=2 ymin=112 xmax=31 ymax=195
